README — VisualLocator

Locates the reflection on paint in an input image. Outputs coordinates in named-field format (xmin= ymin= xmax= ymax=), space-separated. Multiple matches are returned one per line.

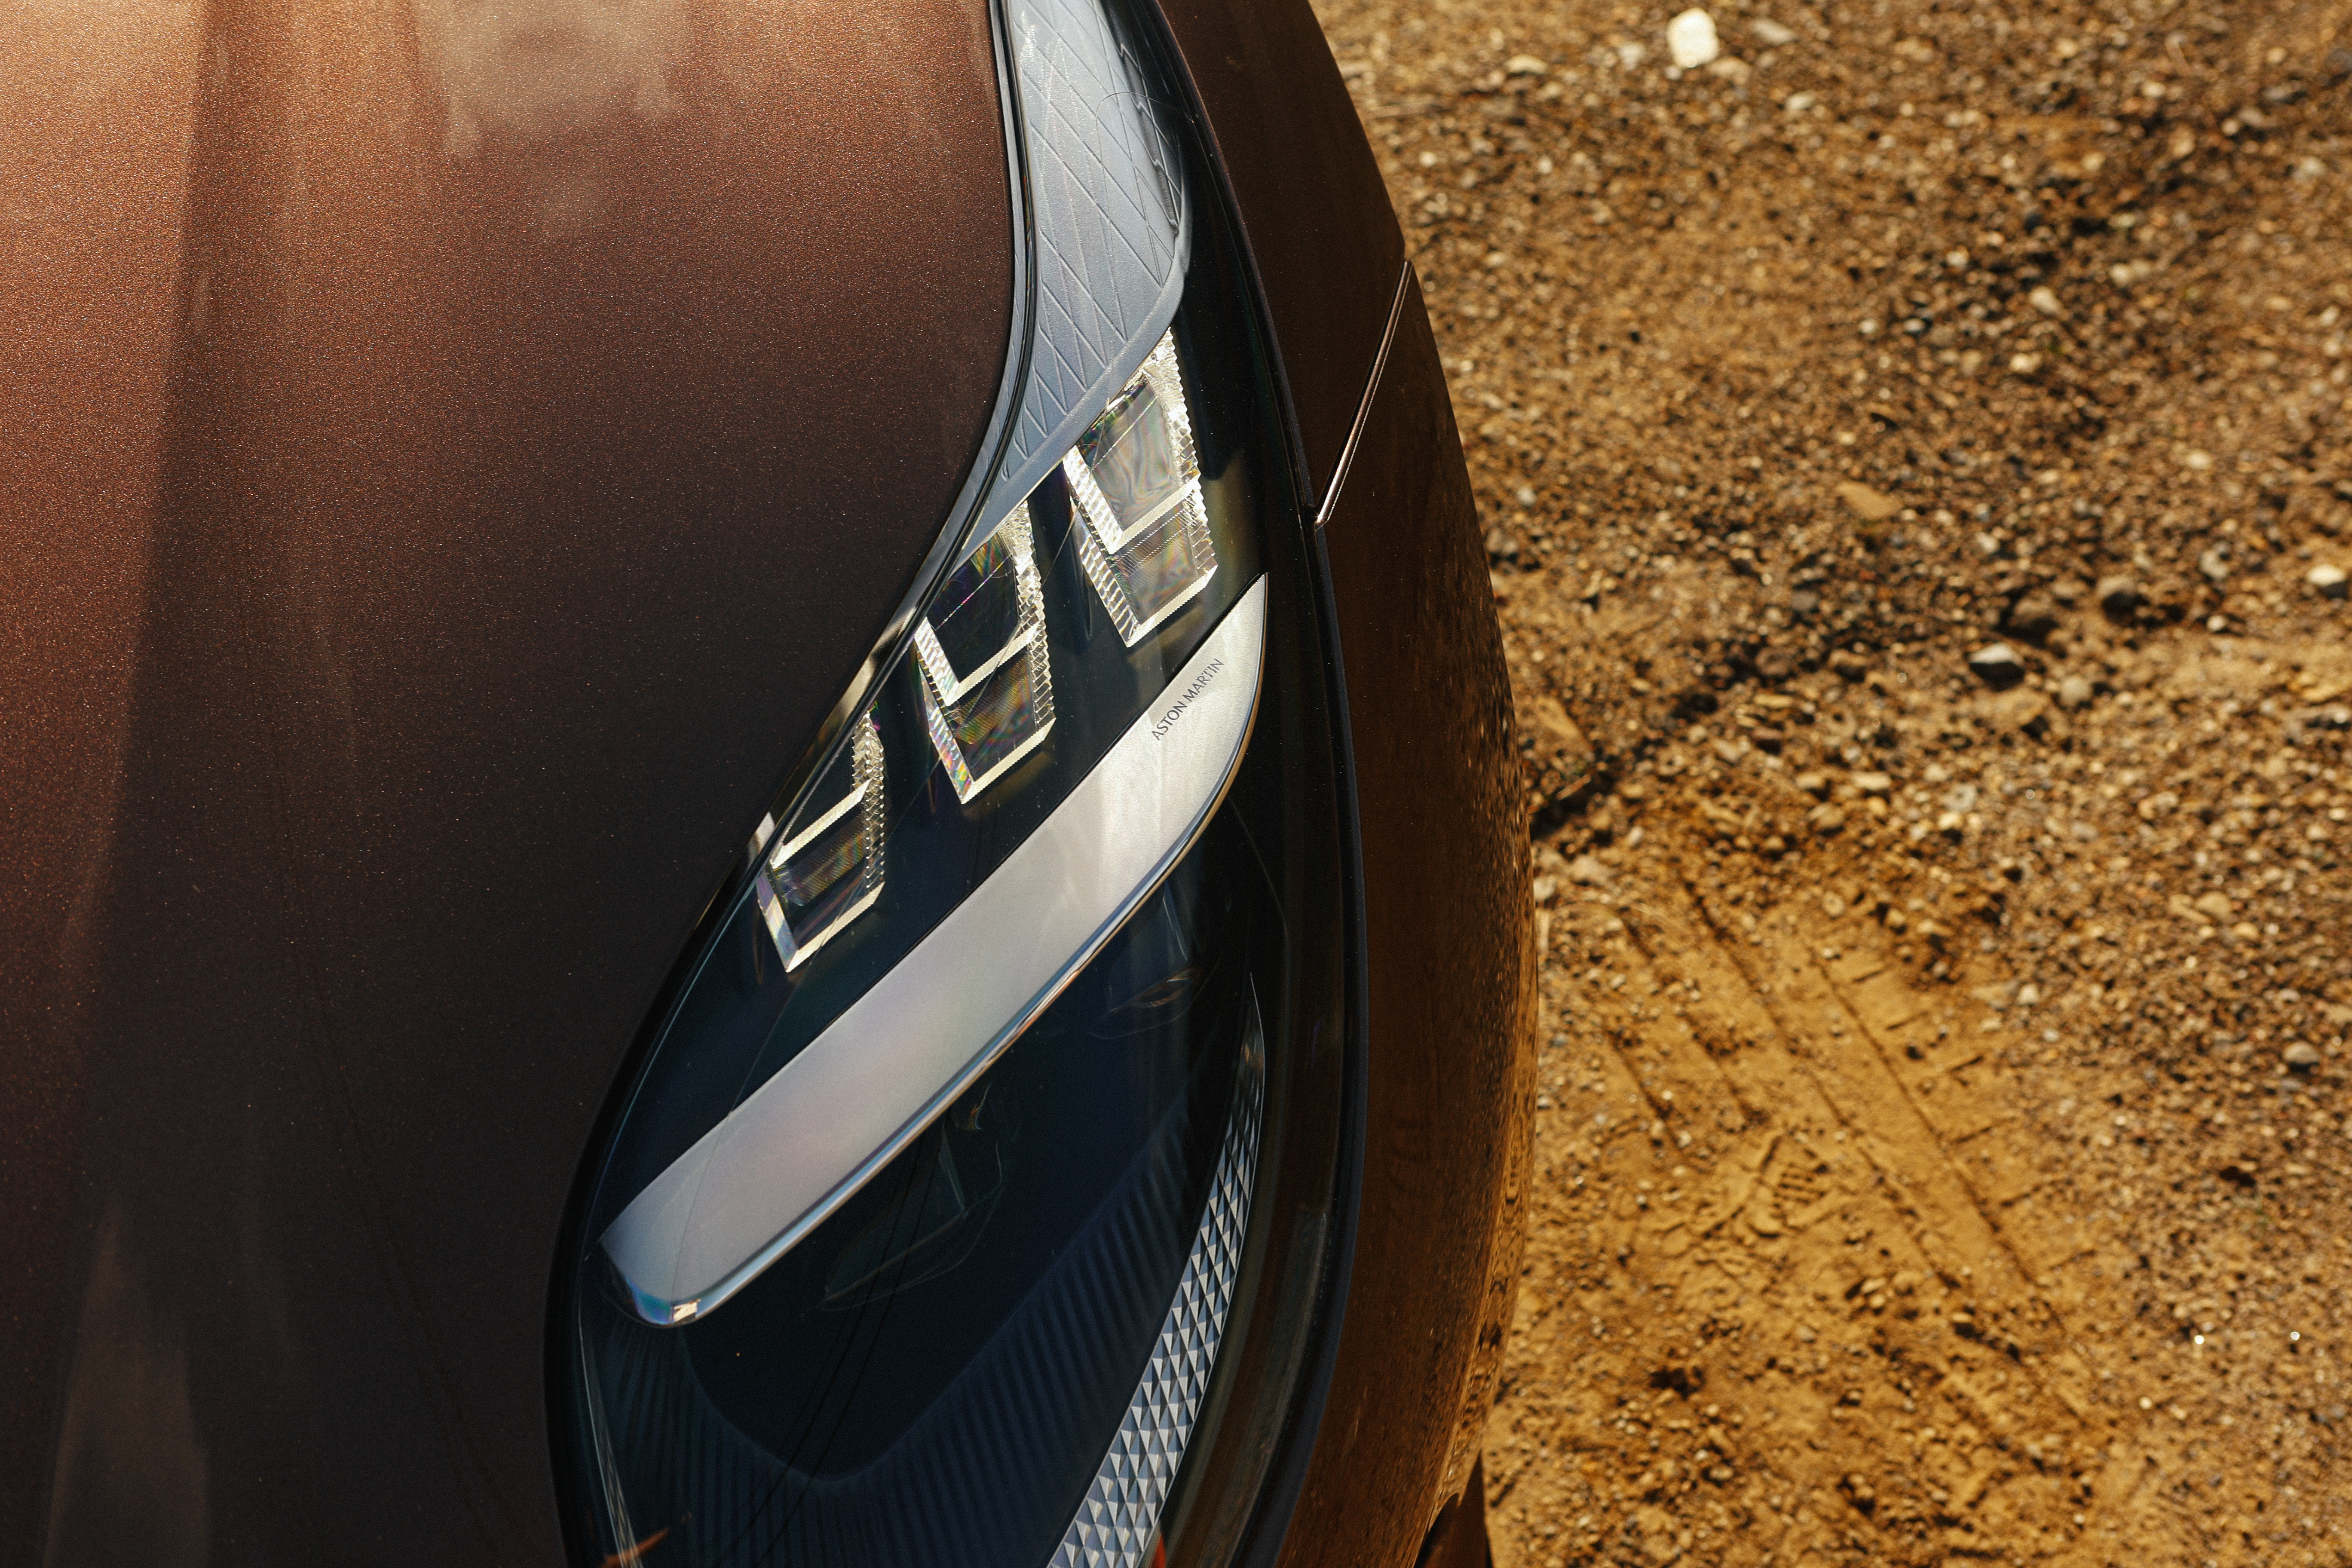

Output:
xmin=412 ymin=0 xmax=690 ymax=233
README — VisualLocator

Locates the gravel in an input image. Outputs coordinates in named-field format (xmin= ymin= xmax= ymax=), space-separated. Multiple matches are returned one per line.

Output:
xmin=1317 ymin=0 xmax=2352 ymax=1553
xmin=1665 ymin=8 xmax=1719 ymax=70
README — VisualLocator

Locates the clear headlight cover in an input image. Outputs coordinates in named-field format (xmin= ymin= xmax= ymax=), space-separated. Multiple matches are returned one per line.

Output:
xmin=557 ymin=4 xmax=1351 ymax=1566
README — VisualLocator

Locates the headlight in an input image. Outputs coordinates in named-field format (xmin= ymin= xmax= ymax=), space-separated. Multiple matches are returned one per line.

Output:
xmin=556 ymin=3 xmax=1352 ymax=1565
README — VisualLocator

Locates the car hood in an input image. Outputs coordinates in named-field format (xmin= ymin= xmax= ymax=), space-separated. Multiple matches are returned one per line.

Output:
xmin=0 ymin=0 xmax=1011 ymax=1556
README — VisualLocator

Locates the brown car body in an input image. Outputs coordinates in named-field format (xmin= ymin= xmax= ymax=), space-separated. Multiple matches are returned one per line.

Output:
xmin=0 ymin=0 xmax=1530 ymax=1562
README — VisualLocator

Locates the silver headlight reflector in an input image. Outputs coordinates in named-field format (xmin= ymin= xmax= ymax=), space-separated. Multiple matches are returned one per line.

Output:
xmin=603 ymin=579 xmax=1263 ymax=1322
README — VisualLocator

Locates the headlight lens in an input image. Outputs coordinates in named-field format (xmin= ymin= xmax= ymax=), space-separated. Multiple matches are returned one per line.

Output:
xmin=557 ymin=4 xmax=1351 ymax=1565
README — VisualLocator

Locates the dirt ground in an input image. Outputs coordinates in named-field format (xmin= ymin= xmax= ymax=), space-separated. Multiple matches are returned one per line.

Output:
xmin=1304 ymin=0 xmax=2352 ymax=1562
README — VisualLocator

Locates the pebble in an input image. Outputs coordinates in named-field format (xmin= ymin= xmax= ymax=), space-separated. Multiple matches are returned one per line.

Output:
xmin=1808 ymin=803 xmax=1848 ymax=833
xmin=2284 ymin=1042 xmax=2322 ymax=1070
xmin=2199 ymin=547 xmax=2233 ymax=583
xmin=2097 ymin=575 xmax=2142 ymax=614
xmin=1834 ymin=480 xmax=1902 ymax=521
xmin=1505 ymin=54 xmax=1549 ymax=77
xmin=1850 ymin=771 xmax=1893 ymax=794
xmin=1568 ymin=854 xmax=1613 ymax=885
xmin=1485 ymin=527 xmax=1521 ymax=562
xmin=1667 ymin=9 xmax=1721 ymax=69
xmin=2027 ymin=286 xmax=2063 ymax=316
xmin=2005 ymin=591 xmax=2061 ymax=641
xmin=1751 ymin=17 xmax=1797 ymax=47
xmin=2312 ymin=563 xmax=2349 ymax=599
xmin=2057 ymin=674 xmax=2096 ymax=710
xmin=1969 ymin=642 xmax=2024 ymax=684
xmin=2194 ymin=892 xmax=2235 ymax=921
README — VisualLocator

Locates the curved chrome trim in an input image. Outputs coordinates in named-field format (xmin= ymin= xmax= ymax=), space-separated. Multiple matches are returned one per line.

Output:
xmin=604 ymin=576 xmax=1269 ymax=1323
xmin=1050 ymin=996 xmax=1264 ymax=1568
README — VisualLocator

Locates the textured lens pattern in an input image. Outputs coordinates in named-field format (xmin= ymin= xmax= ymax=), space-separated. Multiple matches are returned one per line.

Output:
xmin=915 ymin=506 xmax=1056 ymax=801
xmin=1066 ymin=332 xmax=1216 ymax=646
xmin=756 ymin=716 xmax=885 ymax=970
xmin=994 ymin=0 xmax=1187 ymax=514
xmin=1050 ymin=1005 xmax=1264 ymax=1568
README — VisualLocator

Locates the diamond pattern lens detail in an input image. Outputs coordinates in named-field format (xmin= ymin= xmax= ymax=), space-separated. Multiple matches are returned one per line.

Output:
xmin=915 ymin=505 xmax=1055 ymax=802
xmin=1065 ymin=331 xmax=1216 ymax=647
xmin=755 ymin=714 xmax=885 ymax=970
xmin=1047 ymin=998 xmax=1265 ymax=1568
xmin=995 ymin=0 xmax=1188 ymax=514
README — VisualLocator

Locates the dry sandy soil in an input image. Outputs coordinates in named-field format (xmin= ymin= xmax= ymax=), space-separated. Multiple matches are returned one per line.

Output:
xmin=1304 ymin=0 xmax=2352 ymax=1562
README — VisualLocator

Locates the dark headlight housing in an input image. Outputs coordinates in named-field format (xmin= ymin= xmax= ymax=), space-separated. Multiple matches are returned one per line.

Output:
xmin=552 ymin=5 xmax=1356 ymax=1565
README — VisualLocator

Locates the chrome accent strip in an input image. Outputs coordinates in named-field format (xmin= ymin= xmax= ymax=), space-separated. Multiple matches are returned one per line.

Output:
xmin=1312 ymin=261 xmax=1414 ymax=530
xmin=1050 ymin=995 xmax=1264 ymax=1568
xmin=603 ymin=577 xmax=1269 ymax=1323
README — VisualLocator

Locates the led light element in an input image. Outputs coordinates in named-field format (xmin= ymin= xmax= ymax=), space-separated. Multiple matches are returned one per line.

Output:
xmin=915 ymin=505 xmax=1055 ymax=801
xmin=1065 ymin=331 xmax=1217 ymax=646
xmin=754 ymin=714 xmax=884 ymax=970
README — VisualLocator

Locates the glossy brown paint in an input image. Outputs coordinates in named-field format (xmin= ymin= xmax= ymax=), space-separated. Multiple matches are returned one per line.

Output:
xmin=1284 ymin=273 xmax=1536 ymax=1568
xmin=0 ymin=0 xmax=204 ymax=1536
xmin=0 ymin=0 xmax=1011 ymax=1559
xmin=1155 ymin=0 xmax=1403 ymax=514
xmin=4 ymin=1 xmax=1525 ymax=1562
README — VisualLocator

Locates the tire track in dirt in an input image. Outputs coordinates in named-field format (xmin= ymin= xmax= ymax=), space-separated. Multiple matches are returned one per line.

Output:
xmin=1490 ymin=850 xmax=2233 ymax=1565
xmin=1297 ymin=0 xmax=2352 ymax=1556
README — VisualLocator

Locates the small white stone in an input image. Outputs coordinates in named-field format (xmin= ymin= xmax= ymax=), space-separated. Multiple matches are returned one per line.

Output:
xmin=2310 ymin=563 xmax=2349 ymax=599
xmin=1667 ymin=9 xmax=1721 ymax=69
xmin=1506 ymin=54 xmax=1549 ymax=77
xmin=1969 ymin=642 xmax=2023 ymax=680
xmin=1751 ymin=17 xmax=1797 ymax=46
xmin=2027 ymin=285 xmax=2063 ymax=316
